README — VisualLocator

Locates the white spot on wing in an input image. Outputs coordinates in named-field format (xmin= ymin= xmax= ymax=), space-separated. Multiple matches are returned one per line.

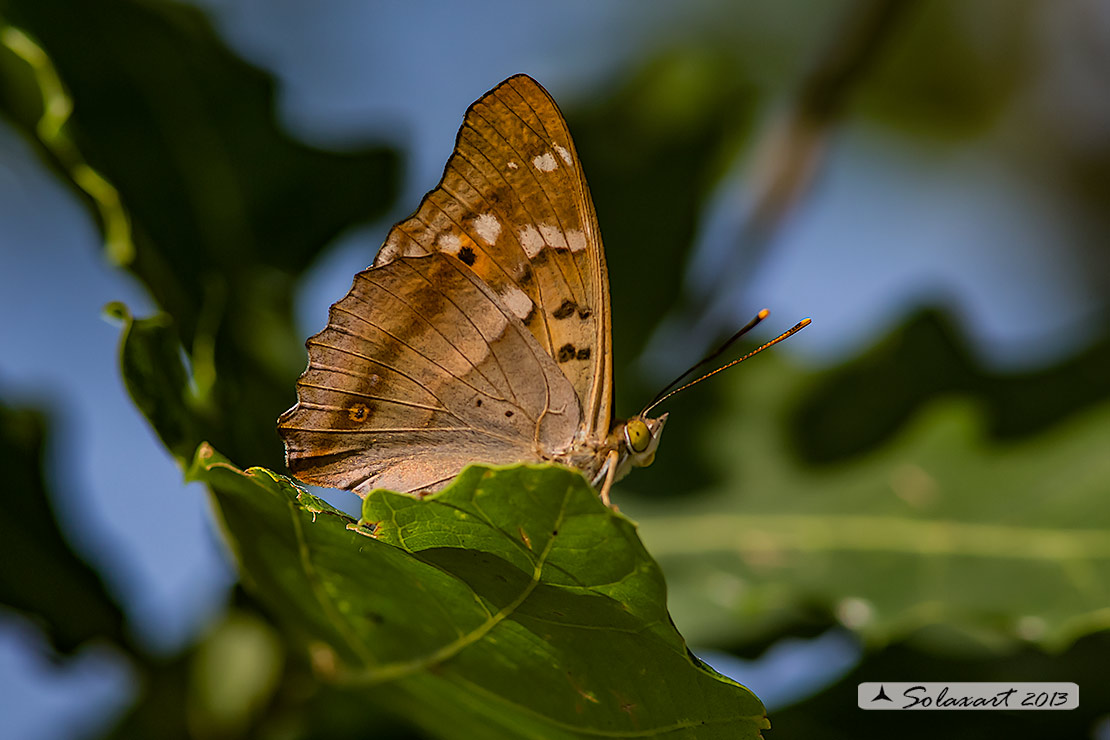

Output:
xmin=539 ymin=224 xmax=568 ymax=249
xmin=498 ymin=284 xmax=533 ymax=321
xmin=379 ymin=232 xmax=426 ymax=262
xmin=473 ymin=213 xmax=501 ymax=246
xmin=532 ymin=152 xmax=558 ymax=172
xmin=554 ymin=145 xmax=572 ymax=166
xmin=566 ymin=229 xmax=587 ymax=252
xmin=377 ymin=241 xmax=401 ymax=263
xmin=507 ymin=161 xmax=519 ymax=170
xmin=519 ymin=225 xmax=544 ymax=258
xmin=436 ymin=232 xmax=462 ymax=255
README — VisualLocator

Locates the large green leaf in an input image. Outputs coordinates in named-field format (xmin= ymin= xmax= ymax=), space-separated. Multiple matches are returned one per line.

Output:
xmin=188 ymin=447 xmax=768 ymax=739
xmin=624 ymin=354 xmax=1110 ymax=651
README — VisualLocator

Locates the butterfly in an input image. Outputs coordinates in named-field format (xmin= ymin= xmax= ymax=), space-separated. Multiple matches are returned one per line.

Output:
xmin=277 ymin=74 xmax=665 ymax=504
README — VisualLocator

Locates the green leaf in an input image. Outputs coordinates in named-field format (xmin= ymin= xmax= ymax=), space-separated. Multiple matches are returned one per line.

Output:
xmin=108 ymin=302 xmax=205 ymax=463
xmin=625 ymin=355 xmax=1110 ymax=651
xmin=188 ymin=447 xmax=768 ymax=739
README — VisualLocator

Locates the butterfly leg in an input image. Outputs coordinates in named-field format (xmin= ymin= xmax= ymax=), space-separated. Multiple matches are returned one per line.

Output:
xmin=599 ymin=448 xmax=620 ymax=508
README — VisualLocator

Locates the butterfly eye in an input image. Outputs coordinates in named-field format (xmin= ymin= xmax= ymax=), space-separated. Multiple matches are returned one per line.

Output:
xmin=625 ymin=418 xmax=651 ymax=453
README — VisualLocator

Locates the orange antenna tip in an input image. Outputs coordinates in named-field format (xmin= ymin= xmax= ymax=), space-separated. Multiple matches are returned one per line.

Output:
xmin=641 ymin=313 xmax=811 ymax=416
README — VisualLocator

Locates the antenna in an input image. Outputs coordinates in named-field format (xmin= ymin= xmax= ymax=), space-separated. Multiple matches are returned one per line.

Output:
xmin=641 ymin=312 xmax=811 ymax=417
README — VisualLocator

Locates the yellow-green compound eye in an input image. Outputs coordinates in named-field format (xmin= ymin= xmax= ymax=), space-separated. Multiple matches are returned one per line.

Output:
xmin=626 ymin=418 xmax=650 ymax=453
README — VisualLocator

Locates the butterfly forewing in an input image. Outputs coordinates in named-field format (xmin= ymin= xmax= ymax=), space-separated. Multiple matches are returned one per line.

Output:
xmin=374 ymin=75 xmax=613 ymax=437
xmin=278 ymin=253 xmax=580 ymax=495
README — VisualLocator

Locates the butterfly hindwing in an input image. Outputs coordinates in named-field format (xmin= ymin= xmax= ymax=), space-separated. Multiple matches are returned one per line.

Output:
xmin=278 ymin=253 xmax=580 ymax=495
xmin=374 ymin=75 xmax=613 ymax=438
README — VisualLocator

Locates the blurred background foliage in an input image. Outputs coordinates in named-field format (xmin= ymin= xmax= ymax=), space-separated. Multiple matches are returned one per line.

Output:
xmin=1 ymin=0 xmax=1108 ymax=738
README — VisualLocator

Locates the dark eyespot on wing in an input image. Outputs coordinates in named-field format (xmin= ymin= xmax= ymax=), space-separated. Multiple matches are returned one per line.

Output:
xmin=505 ymin=410 xmax=514 ymax=418
xmin=552 ymin=299 xmax=576 ymax=319
xmin=348 ymin=403 xmax=371 ymax=422
xmin=577 ymin=307 xmax=591 ymax=320
xmin=459 ymin=246 xmax=477 ymax=266
xmin=576 ymin=347 xmax=590 ymax=360
xmin=557 ymin=343 xmax=575 ymax=362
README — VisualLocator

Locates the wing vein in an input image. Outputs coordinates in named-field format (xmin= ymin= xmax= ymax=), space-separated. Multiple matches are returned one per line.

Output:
xmin=482 ymin=89 xmax=591 ymax=301
xmin=504 ymin=77 xmax=611 ymax=435
xmin=340 ymin=276 xmax=509 ymax=398
xmin=306 ymin=337 xmax=505 ymax=407
xmin=294 ymin=381 xmax=448 ymax=412
xmin=462 ymin=111 xmax=588 ymax=305
xmin=397 ymin=258 xmax=529 ymax=413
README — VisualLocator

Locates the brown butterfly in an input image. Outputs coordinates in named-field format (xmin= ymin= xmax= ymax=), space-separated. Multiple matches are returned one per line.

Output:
xmin=277 ymin=75 xmax=807 ymax=503
xmin=277 ymin=74 xmax=660 ymax=503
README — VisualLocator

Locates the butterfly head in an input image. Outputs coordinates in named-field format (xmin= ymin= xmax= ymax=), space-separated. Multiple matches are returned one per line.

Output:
xmin=623 ymin=413 xmax=668 ymax=469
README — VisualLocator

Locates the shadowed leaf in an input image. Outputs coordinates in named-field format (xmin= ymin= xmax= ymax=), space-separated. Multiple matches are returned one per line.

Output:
xmin=188 ymin=448 xmax=769 ymax=739
xmin=108 ymin=302 xmax=205 ymax=463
